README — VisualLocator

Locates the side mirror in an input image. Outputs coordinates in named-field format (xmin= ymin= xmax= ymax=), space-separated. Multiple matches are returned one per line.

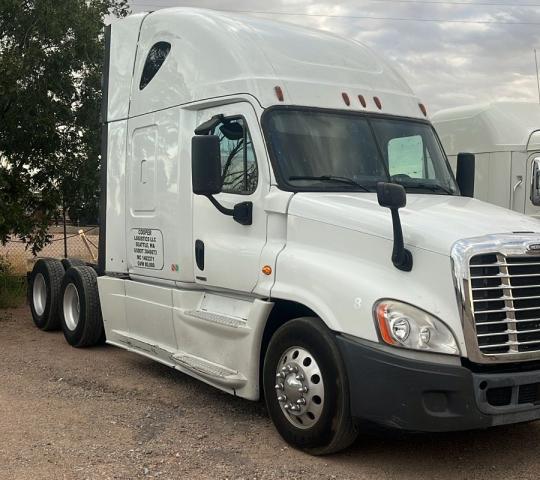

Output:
xmin=531 ymin=157 xmax=540 ymax=206
xmin=191 ymin=135 xmax=253 ymax=226
xmin=192 ymin=135 xmax=222 ymax=196
xmin=377 ymin=182 xmax=412 ymax=272
xmin=377 ymin=182 xmax=406 ymax=209
xmin=456 ymin=152 xmax=475 ymax=198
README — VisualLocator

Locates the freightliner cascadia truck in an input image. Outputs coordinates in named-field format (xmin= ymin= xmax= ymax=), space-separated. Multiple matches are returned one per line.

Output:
xmin=28 ymin=8 xmax=540 ymax=454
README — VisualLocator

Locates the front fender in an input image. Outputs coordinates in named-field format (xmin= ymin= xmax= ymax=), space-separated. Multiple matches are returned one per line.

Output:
xmin=270 ymin=216 xmax=466 ymax=354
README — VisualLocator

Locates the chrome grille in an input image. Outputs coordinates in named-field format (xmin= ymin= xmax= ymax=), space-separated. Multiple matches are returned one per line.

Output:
xmin=470 ymin=253 xmax=540 ymax=355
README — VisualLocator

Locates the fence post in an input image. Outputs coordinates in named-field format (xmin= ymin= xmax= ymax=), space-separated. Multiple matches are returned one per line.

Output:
xmin=62 ymin=202 xmax=68 ymax=259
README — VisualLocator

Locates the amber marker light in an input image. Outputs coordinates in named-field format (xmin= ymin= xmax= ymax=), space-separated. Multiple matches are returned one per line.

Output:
xmin=419 ymin=103 xmax=428 ymax=117
xmin=373 ymin=96 xmax=382 ymax=110
xmin=274 ymin=86 xmax=284 ymax=102
xmin=358 ymin=95 xmax=367 ymax=108
xmin=262 ymin=265 xmax=273 ymax=276
xmin=342 ymin=92 xmax=351 ymax=106
xmin=376 ymin=303 xmax=396 ymax=345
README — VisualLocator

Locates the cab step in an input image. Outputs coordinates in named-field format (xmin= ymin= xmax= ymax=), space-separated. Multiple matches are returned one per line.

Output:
xmin=171 ymin=351 xmax=247 ymax=388
xmin=185 ymin=309 xmax=248 ymax=329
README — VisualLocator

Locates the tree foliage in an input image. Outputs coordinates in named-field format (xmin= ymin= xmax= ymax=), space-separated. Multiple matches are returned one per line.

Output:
xmin=0 ymin=0 xmax=129 ymax=253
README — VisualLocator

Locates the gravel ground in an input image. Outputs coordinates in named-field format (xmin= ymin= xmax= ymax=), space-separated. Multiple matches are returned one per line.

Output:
xmin=2 ymin=305 xmax=540 ymax=479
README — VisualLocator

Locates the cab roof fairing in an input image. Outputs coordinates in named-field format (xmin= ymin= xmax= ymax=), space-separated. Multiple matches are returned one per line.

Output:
xmin=107 ymin=8 xmax=425 ymax=121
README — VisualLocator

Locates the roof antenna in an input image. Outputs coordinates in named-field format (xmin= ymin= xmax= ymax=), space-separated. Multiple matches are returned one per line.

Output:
xmin=534 ymin=48 xmax=540 ymax=103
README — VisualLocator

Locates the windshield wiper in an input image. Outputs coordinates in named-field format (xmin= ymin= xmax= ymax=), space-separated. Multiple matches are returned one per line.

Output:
xmin=400 ymin=182 xmax=455 ymax=195
xmin=288 ymin=175 xmax=370 ymax=192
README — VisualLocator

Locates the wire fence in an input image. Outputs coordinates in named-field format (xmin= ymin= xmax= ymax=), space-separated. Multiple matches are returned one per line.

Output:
xmin=0 ymin=225 xmax=99 ymax=275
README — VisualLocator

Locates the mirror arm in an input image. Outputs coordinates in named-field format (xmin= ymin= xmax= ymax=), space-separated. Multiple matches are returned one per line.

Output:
xmin=194 ymin=115 xmax=224 ymax=135
xmin=390 ymin=209 xmax=413 ymax=272
xmin=205 ymin=194 xmax=234 ymax=216
xmin=205 ymin=195 xmax=253 ymax=226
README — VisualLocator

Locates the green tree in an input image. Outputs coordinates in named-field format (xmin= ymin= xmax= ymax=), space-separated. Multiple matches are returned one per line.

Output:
xmin=0 ymin=0 xmax=129 ymax=253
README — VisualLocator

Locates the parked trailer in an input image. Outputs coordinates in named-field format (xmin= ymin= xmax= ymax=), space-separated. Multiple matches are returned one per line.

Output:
xmin=432 ymin=102 xmax=540 ymax=217
xmin=29 ymin=8 xmax=540 ymax=454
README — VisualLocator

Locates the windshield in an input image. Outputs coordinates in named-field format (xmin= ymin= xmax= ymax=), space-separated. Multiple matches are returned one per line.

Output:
xmin=263 ymin=108 xmax=458 ymax=194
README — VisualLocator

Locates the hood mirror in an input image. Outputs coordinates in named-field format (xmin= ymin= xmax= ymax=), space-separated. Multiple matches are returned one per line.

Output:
xmin=377 ymin=181 xmax=406 ymax=209
xmin=531 ymin=157 xmax=540 ymax=206
xmin=377 ymin=182 xmax=413 ymax=272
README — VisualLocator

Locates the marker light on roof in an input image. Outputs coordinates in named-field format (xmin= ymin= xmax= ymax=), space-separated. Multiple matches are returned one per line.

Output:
xmin=419 ymin=103 xmax=427 ymax=117
xmin=342 ymin=92 xmax=351 ymax=106
xmin=374 ymin=97 xmax=382 ymax=110
xmin=274 ymin=86 xmax=284 ymax=102
xmin=358 ymin=95 xmax=367 ymax=108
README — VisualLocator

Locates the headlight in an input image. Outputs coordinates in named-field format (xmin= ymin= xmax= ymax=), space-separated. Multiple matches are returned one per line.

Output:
xmin=374 ymin=300 xmax=459 ymax=356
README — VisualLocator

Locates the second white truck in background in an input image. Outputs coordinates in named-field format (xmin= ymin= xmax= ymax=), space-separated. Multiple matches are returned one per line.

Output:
xmin=433 ymin=102 xmax=540 ymax=217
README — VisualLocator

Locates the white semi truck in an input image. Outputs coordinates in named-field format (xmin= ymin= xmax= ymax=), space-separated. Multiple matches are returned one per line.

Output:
xmin=28 ymin=8 xmax=540 ymax=454
xmin=433 ymin=102 xmax=540 ymax=217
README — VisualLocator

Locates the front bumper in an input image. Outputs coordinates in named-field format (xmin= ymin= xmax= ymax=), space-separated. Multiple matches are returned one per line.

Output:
xmin=336 ymin=335 xmax=540 ymax=432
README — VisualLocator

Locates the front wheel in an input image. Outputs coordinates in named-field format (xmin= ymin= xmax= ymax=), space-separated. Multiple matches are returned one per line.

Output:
xmin=263 ymin=317 xmax=358 ymax=455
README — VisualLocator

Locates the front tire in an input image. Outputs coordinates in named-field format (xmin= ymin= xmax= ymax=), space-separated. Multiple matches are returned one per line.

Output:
xmin=263 ymin=317 xmax=358 ymax=455
xmin=60 ymin=266 xmax=104 ymax=347
xmin=29 ymin=259 xmax=65 ymax=331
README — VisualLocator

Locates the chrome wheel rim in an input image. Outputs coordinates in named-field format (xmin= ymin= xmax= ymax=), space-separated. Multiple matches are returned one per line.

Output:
xmin=63 ymin=283 xmax=80 ymax=331
xmin=275 ymin=346 xmax=325 ymax=430
xmin=33 ymin=273 xmax=46 ymax=316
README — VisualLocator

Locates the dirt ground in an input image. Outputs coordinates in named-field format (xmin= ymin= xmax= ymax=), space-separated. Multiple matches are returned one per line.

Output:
xmin=2 ymin=305 xmax=540 ymax=480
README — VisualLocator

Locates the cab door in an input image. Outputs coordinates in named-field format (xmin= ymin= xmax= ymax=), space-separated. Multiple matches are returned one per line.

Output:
xmin=192 ymin=103 xmax=269 ymax=293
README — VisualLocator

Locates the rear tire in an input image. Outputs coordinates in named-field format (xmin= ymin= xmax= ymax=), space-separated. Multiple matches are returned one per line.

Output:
xmin=61 ymin=258 xmax=86 ymax=270
xmin=60 ymin=266 xmax=104 ymax=347
xmin=29 ymin=259 xmax=65 ymax=331
xmin=263 ymin=317 xmax=358 ymax=455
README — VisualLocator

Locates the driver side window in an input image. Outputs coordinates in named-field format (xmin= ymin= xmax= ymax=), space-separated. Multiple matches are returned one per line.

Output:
xmin=211 ymin=117 xmax=258 ymax=195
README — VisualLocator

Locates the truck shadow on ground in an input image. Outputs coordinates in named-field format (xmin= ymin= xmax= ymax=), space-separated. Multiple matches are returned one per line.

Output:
xmin=132 ymin=353 xmax=540 ymax=473
xmin=331 ymin=420 xmax=539 ymax=474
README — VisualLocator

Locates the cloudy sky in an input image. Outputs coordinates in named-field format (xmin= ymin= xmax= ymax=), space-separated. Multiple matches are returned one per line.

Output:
xmin=127 ymin=0 xmax=540 ymax=113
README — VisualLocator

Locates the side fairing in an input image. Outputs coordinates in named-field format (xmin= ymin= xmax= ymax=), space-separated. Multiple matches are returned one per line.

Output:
xmin=103 ymin=14 xmax=148 ymax=274
xmin=107 ymin=13 xmax=148 ymax=122
xmin=104 ymin=120 xmax=128 ymax=273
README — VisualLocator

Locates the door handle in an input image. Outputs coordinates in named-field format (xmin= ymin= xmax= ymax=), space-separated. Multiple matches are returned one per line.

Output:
xmin=510 ymin=176 xmax=523 ymax=210
xmin=513 ymin=176 xmax=523 ymax=193
xmin=195 ymin=240 xmax=205 ymax=271
xmin=140 ymin=159 xmax=147 ymax=184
